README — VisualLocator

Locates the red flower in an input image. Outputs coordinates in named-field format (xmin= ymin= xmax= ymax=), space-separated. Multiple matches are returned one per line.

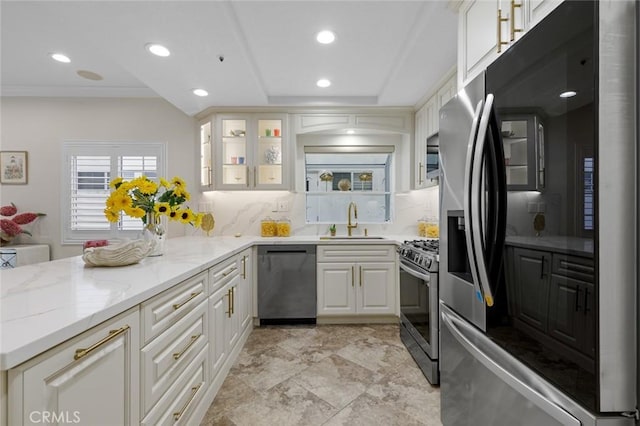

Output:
xmin=1 ymin=218 xmax=24 ymax=237
xmin=0 ymin=203 xmax=17 ymax=217
xmin=13 ymin=212 xmax=44 ymax=225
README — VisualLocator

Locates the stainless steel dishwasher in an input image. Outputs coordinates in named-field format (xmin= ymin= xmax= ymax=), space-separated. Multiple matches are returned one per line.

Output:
xmin=257 ymin=245 xmax=316 ymax=325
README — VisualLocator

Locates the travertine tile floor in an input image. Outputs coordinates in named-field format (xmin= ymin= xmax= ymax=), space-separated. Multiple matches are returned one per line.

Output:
xmin=201 ymin=324 xmax=442 ymax=426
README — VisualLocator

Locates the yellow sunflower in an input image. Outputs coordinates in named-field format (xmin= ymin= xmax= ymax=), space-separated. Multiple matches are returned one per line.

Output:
xmin=137 ymin=179 xmax=158 ymax=195
xmin=154 ymin=202 xmax=171 ymax=216
xmin=104 ymin=208 xmax=119 ymax=223
xmin=112 ymin=191 xmax=132 ymax=210
xmin=124 ymin=206 xmax=146 ymax=218
xmin=168 ymin=206 xmax=180 ymax=221
xmin=109 ymin=177 xmax=123 ymax=189
xmin=171 ymin=176 xmax=186 ymax=188
xmin=178 ymin=208 xmax=196 ymax=224
xmin=159 ymin=177 xmax=170 ymax=188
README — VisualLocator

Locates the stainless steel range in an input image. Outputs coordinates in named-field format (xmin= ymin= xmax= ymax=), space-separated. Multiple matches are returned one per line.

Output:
xmin=398 ymin=239 xmax=439 ymax=385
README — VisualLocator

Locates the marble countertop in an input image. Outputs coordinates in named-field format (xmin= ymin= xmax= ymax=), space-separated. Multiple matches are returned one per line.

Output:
xmin=505 ymin=235 xmax=594 ymax=257
xmin=0 ymin=235 xmax=409 ymax=370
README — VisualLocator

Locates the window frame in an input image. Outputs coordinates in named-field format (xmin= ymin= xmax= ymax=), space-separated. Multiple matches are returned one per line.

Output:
xmin=61 ymin=141 xmax=167 ymax=245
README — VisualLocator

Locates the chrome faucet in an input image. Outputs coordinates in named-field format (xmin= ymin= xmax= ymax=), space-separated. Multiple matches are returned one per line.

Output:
xmin=347 ymin=202 xmax=358 ymax=236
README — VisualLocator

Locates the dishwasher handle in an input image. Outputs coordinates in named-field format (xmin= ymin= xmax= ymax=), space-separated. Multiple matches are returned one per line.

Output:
xmin=258 ymin=245 xmax=316 ymax=255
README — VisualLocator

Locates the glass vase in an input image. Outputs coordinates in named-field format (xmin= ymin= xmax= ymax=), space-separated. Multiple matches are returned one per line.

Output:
xmin=143 ymin=212 xmax=165 ymax=256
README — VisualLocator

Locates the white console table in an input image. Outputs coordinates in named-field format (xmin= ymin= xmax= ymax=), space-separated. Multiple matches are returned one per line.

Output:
xmin=0 ymin=244 xmax=50 ymax=269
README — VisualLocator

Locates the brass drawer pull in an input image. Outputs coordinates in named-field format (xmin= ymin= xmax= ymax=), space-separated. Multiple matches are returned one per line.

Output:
xmin=222 ymin=266 xmax=238 ymax=277
xmin=74 ymin=325 xmax=130 ymax=360
xmin=510 ymin=0 xmax=523 ymax=41
xmin=242 ymin=256 xmax=247 ymax=279
xmin=172 ymin=291 xmax=202 ymax=311
xmin=359 ymin=266 xmax=363 ymax=287
xmin=226 ymin=288 xmax=232 ymax=318
xmin=173 ymin=383 xmax=202 ymax=421
xmin=173 ymin=334 xmax=200 ymax=361
xmin=497 ymin=9 xmax=509 ymax=53
xmin=351 ymin=266 xmax=355 ymax=287
xmin=231 ymin=286 xmax=235 ymax=315
xmin=419 ymin=162 xmax=424 ymax=185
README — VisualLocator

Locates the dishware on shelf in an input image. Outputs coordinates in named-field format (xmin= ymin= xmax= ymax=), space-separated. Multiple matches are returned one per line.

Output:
xmin=273 ymin=129 xmax=281 ymax=137
xmin=265 ymin=145 xmax=281 ymax=164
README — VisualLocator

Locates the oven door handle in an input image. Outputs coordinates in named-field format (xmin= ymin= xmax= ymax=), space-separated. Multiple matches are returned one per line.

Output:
xmin=399 ymin=261 xmax=431 ymax=283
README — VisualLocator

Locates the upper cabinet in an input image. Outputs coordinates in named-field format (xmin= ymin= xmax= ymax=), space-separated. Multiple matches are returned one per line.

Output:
xmin=414 ymin=71 xmax=456 ymax=189
xmin=500 ymin=113 xmax=545 ymax=191
xmin=199 ymin=116 xmax=214 ymax=191
xmin=457 ymin=0 xmax=563 ymax=87
xmin=215 ymin=113 xmax=289 ymax=190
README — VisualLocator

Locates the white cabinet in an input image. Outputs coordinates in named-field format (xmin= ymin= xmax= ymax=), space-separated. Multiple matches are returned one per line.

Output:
xmin=8 ymin=308 xmax=140 ymax=425
xmin=457 ymin=0 xmax=563 ymax=87
xmin=140 ymin=300 xmax=208 ymax=416
xmin=208 ymin=250 xmax=252 ymax=383
xmin=501 ymin=113 xmax=545 ymax=191
xmin=526 ymin=0 xmax=563 ymax=30
xmin=238 ymin=248 xmax=253 ymax=330
xmin=317 ymin=245 xmax=396 ymax=317
xmin=199 ymin=116 xmax=214 ymax=191
xmin=414 ymin=72 xmax=455 ymax=189
xmin=215 ymin=113 xmax=289 ymax=190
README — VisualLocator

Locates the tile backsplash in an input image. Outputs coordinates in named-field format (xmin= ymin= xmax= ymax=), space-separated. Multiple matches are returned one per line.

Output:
xmin=197 ymin=186 xmax=439 ymax=237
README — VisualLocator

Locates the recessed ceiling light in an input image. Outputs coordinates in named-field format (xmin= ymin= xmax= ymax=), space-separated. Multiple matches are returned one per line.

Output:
xmin=559 ymin=90 xmax=577 ymax=98
xmin=77 ymin=70 xmax=103 ymax=81
xmin=346 ymin=129 xmax=355 ymax=134
xmin=193 ymin=88 xmax=208 ymax=97
xmin=50 ymin=53 xmax=70 ymax=63
xmin=316 ymin=30 xmax=336 ymax=44
xmin=145 ymin=43 xmax=170 ymax=57
xmin=316 ymin=79 xmax=331 ymax=88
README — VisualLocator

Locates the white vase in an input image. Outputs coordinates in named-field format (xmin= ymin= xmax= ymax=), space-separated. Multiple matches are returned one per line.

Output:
xmin=143 ymin=212 xmax=165 ymax=256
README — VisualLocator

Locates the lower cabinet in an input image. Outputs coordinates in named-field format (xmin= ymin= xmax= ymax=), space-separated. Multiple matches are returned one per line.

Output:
xmin=8 ymin=308 xmax=140 ymax=425
xmin=317 ymin=245 xmax=397 ymax=317
xmin=507 ymin=245 xmax=595 ymax=360
xmin=547 ymin=254 xmax=596 ymax=358
xmin=510 ymin=247 xmax=551 ymax=332
xmin=208 ymin=250 xmax=252 ymax=384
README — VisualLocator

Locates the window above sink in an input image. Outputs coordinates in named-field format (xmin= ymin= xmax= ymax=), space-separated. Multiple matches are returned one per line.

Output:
xmin=304 ymin=146 xmax=393 ymax=224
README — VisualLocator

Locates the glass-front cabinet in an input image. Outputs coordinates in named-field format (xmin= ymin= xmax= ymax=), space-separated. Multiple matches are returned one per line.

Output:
xmin=215 ymin=113 xmax=288 ymax=190
xmin=500 ymin=113 xmax=545 ymax=191
xmin=199 ymin=117 xmax=214 ymax=190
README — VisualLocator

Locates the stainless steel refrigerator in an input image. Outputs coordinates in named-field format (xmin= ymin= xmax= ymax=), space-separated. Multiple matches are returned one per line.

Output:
xmin=438 ymin=1 xmax=637 ymax=425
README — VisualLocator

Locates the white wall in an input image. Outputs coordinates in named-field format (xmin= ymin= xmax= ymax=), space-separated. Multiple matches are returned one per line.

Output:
xmin=0 ymin=97 xmax=197 ymax=260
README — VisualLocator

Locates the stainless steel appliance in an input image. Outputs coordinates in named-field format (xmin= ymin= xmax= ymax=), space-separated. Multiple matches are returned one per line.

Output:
xmin=398 ymin=239 xmax=439 ymax=384
xmin=439 ymin=2 xmax=637 ymax=425
xmin=257 ymin=245 xmax=317 ymax=325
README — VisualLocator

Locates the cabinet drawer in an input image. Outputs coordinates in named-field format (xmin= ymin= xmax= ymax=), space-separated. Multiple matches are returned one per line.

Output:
xmin=209 ymin=255 xmax=239 ymax=294
xmin=141 ymin=272 xmax=208 ymax=344
xmin=317 ymin=245 xmax=396 ymax=263
xmin=551 ymin=254 xmax=594 ymax=283
xmin=141 ymin=345 xmax=208 ymax=426
xmin=141 ymin=300 xmax=208 ymax=416
xmin=9 ymin=308 xmax=140 ymax=426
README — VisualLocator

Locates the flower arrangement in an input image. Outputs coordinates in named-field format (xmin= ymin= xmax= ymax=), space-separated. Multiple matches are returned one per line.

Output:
xmin=104 ymin=176 xmax=203 ymax=228
xmin=0 ymin=202 xmax=46 ymax=245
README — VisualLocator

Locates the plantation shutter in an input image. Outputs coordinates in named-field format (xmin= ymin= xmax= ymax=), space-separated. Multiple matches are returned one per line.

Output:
xmin=62 ymin=142 xmax=166 ymax=244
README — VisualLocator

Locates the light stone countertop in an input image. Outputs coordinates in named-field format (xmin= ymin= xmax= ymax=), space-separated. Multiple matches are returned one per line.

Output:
xmin=505 ymin=235 xmax=594 ymax=258
xmin=0 ymin=235 xmax=411 ymax=370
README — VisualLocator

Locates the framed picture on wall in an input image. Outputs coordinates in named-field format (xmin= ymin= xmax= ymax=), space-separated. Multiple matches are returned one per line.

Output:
xmin=0 ymin=151 xmax=28 ymax=184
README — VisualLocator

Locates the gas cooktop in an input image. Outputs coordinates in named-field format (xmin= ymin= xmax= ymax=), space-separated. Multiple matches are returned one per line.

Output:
xmin=398 ymin=239 xmax=439 ymax=272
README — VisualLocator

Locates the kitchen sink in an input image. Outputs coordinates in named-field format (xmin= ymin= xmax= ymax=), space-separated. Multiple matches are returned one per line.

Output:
xmin=319 ymin=236 xmax=387 ymax=240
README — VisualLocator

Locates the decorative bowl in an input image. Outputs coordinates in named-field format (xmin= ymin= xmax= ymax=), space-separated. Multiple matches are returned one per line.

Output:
xmin=82 ymin=239 xmax=154 ymax=267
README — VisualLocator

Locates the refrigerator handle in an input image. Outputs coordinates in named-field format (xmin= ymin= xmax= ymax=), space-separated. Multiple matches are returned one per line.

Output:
xmin=441 ymin=308 xmax=581 ymax=426
xmin=485 ymin=97 xmax=507 ymax=288
xmin=470 ymin=94 xmax=496 ymax=306
xmin=463 ymin=99 xmax=485 ymax=303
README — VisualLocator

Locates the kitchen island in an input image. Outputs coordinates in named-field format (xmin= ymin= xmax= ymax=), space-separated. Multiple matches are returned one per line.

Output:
xmin=0 ymin=235 xmax=407 ymax=426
